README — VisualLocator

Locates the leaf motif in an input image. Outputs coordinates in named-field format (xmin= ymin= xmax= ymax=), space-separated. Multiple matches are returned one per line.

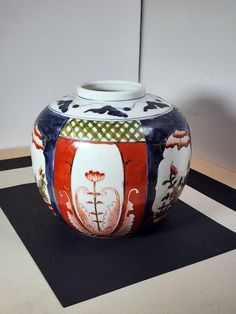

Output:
xmin=85 ymin=105 xmax=128 ymax=118
xmin=162 ymin=180 xmax=170 ymax=186
xmin=143 ymin=101 xmax=169 ymax=112
xmin=155 ymin=102 xmax=169 ymax=108
xmin=67 ymin=211 xmax=91 ymax=235
xmin=161 ymin=193 xmax=169 ymax=201
xmin=57 ymin=100 xmax=73 ymax=113
xmin=114 ymin=214 xmax=135 ymax=237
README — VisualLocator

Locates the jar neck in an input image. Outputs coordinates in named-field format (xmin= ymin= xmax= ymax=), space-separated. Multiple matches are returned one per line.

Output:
xmin=77 ymin=80 xmax=146 ymax=102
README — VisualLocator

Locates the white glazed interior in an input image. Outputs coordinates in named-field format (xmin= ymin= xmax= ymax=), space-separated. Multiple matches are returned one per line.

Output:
xmin=77 ymin=80 xmax=146 ymax=101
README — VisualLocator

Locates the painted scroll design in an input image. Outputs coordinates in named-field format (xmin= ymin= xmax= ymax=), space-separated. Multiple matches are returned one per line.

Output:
xmin=59 ymin=170 xmax=139 ymax=236
xmin=59 ymin=190 xmax=91 ymax=235
xmin=113 ymin=188 xmax=139 ymax=237
xmin=74 ymin=170 xmax=121 ymax=235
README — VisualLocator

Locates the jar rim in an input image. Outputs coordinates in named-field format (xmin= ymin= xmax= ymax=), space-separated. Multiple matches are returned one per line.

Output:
xmin=77 ymin=80 xmax=146 ymax=101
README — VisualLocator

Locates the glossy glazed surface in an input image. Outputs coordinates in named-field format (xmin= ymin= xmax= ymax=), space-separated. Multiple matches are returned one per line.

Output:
xmin=49 ymin=92 xmax=173 ymax=121
xmin=31 ymin=85 xmax=191 ymax=237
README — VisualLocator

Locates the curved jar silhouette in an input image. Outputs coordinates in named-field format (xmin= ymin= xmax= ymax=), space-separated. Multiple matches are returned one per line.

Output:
xmin=31 ymin=81 xmax=191 ymax=238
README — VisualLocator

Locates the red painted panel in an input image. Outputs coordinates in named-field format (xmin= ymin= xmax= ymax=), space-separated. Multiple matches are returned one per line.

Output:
xmin=54 ymin=139 xmax=147 ymax=237
xmin=54 ymin=138 xmax=89 ymax=233
xmin=114 ymin=143 xmax=147 ymax=236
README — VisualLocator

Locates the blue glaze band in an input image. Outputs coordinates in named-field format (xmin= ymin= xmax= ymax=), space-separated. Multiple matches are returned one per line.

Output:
xmin=36 ymin=108 xmax=69 ymax=218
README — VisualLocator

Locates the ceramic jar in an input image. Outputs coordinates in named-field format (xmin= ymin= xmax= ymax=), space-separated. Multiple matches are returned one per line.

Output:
xmin=31 ymin=81 xmax=191 ymax=238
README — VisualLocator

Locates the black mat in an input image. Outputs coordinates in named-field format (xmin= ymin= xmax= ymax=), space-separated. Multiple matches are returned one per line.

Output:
xmin=188 ymin=169 xmax=236 ymax=210
xmin=0 ymin=156 xmax=31 ymax=171
xmin=0 ymin=183 xmax=236 ymax=307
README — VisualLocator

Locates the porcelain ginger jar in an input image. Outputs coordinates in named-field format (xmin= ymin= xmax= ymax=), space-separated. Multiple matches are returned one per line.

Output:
xmin=31 ymin=80 xmax=191 ymax=238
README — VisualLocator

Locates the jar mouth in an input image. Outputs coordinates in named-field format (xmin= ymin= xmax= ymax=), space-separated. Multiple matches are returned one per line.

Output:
xmin=77 ymin=80 xmax=146 ymax=101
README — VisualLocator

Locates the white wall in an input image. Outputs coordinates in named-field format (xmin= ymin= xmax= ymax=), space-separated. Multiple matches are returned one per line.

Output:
xmin=2 ymin=0 xmax=236 ymax=173
xmin=0 ymin=0 xmax=141 ymax=149
xmin=141 ymin=0 xmax=236 ymax=172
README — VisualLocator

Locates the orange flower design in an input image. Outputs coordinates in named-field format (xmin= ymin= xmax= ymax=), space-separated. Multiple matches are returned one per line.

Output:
xmin=170 ymin=163 xmax=178 ymax=176
xmin=85 ymin=170 xmax=105 ymax=182
xmin=32 ymin=125 xmax=44 ymax=150
xmin=173 ymin=130 xmax=187 ymax=138
xmin=39 ymin=166 xmax=43 ymax=176
xmin=165 ymin=130 xmax=190 ymax=150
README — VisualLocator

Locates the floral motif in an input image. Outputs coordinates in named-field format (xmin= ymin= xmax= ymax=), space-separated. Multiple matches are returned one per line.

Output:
xmin=173 ymin=130 xmax=187 ymax=138
xmin=38 ymin=166 xmax=43 ymax=176
xmin=67 ymin=169 xmax=139 ymax=236
xmin=73 ymin=170 xmax=119 ymax=233
xmin=165 ymin=130 xmax=190 ymax=150
xmin=75 ymin=186 xmax=120 ymax=234
xmin=35 ymin=167 xmax=55 ymax=215
xmin=36 ymin=167 xmax=48 ymax=202
xmin=153 ymin=163 xmax=188 ymax=222
xmin=170 ymin=163 xmax=178 ymax=176
xmin=32 ymin=125 xmax=44 ymax=150
xmin=85 ymin=170 xmax=105 ymax=182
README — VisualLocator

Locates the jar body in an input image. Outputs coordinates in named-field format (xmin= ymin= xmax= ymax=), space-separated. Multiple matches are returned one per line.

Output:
xmin=31 ymin=83 xmax=191 ymax=238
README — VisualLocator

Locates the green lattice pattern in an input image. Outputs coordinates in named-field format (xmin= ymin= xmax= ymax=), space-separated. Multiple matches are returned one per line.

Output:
xmin=60 ymin=119 xmax=145 ymax=142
